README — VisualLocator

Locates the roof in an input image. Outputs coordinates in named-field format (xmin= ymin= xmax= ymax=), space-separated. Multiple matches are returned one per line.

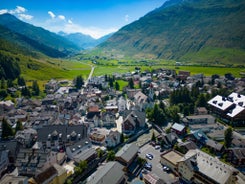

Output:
xmin=87 ymin=161 xmax=124 ymax=184
xmin=115 ymin=143 xmax=139 ymax=163
xmin=227 ymin=105 xmax=245 ymax=118
xmin=161 ymin=150 xmax=183 ymax=166
xmin=171 ymin=123 xmax=185 ymax=132
xmin=34 ymin=166 xmax=57 ymax=184
xmin=180 ymin=149 xmax=239 ymax=184
xmin=208 ymin=95 xmax=233 ymax=111
xmin=0 ymin=174 xmax=28 ymax=184
xmin=228 ymin=92 xmax=245 ymax=107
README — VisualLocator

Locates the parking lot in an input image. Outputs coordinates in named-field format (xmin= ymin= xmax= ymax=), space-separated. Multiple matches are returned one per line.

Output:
xmin=138 ymin=143 xmax=178 ymax=183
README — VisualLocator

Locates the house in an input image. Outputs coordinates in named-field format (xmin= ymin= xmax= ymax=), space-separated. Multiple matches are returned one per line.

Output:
xmin=182 ymin=115 xmax=215 ymax=125
xmin=0 ymin=140 xmax=20 ymax=163
xmin=87 ymin=105 xmax=100 ymax=119
xmin=100 ymin=112 xmax=116 ymax=127
xmin=121 ymin=110 xmax=145 ymax=134
xmin=36 ymin=124 xmax=88 ymax=150
xmin=157 ymin=132 xmax=178 ymax=148
xmin=177 ymin=141 xmax=198 ymax=154
xmin=15 ymin=128 xmax=37 ymax=148
xmin=29 ymin=163 xmax=67 ymax=184
xmin=205 ymin=139 xmax=224 ymax=153
xmin=134 ymin=91 xmax=149 ymax=111
xmin=0 ymin=150 xmax=9 ymax=176
xmin=227 ymin=148 xmax=245 ymax=167
xmin=160 ymin=150 xmax=183 ymax=174
xmin=126 ymin=89 xmax=141 ymax=99
xmin=89 ymin=128 xmax=108 ymax=145
xmin=45 ymin=79 xmax=59 ymax=94
xmin=105 ymin=130 xmax=121 ymax=148
xmin=0 ymin=174 xmax=28 ymax=184
xmin=177 ymin=149 xmax=243 ymax=184
xmin=15 ymin=143 xmax=59 ymax=176
xmin=171 ymin=123 xmax=186 ymax=135
xmin=118 ymin=96 xmax=127 ymax=113
xmin=196 ymin=107 xmax=208 ymax=115
xmin=66 ymin=139 xmax=96 ymax=164
xmin=0 ymin=100 xmax=14 ymax=112
xmin=115 ymin=143 xmax=139 ymax=167
xmin=86 ymin=161 xmax=126 ymax=184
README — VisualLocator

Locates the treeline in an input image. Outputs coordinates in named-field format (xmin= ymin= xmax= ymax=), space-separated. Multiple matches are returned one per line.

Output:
xmin=0 ymin=53 xmax=20 ymax=79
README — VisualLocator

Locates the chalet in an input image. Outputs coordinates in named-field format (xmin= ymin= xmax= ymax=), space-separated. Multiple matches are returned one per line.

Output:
xmin=227 ymin=148 xmax=245 ymax=167
xmin=171 ymin=123 xmax=186 ymax=135
xmin=86 ymin=161 xmax=126 ymax=184
xmin=121 ymin=110 xmax=146 ymax=134
xmin=105 ymin=130 xmax=121 ymax=148
xmin=115 ymin=143 xmax=139 ymax=167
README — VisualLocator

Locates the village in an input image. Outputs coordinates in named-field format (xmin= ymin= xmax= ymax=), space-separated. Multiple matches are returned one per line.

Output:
xmin=0 ymin=67 xmax=245 ymax=184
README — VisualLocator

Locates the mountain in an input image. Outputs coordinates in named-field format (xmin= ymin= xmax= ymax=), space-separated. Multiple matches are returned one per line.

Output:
xmin=0 ymin=13 xmax=80 ymax=57
xmin=98 ymin=0 xmax=245 ymax=63
xmin=59 ymin=32 xmax=113 ymax=49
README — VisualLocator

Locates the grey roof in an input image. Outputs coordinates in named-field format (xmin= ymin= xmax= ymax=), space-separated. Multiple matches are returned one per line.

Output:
xmin=37 ymin=124 xmax=87 ymax=142
xmin=115 ymin=143 xmax=139 ymax=163
xmin=180 ymin=149 xmax=239 ymax=184
xmin=172 ymin=123 xmax=185 ymax=132
xmin=86 ymin=161 xmax=124 ymax=184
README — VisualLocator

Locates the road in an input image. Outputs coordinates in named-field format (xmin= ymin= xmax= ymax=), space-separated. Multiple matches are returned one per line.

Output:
xmin=84 ymin=65 xmax=95 ymax=87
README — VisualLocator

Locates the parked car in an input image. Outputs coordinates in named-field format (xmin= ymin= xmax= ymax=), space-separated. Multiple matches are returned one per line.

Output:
xmin=145 ymin=153 xmax=153 ymax=160
xmin=144 ymin=163 xmax=152 ymax=170
xmin=163 ymin=166 xmax=170 ymax=172
xmin=155 ymin=145 xmax=160 ymax=149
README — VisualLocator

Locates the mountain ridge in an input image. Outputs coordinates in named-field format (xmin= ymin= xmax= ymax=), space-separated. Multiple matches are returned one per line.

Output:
xmin=97 ymin=0 xmax=245 ymax=63
xmin=0 ymin=13 xmax=80 ymax=57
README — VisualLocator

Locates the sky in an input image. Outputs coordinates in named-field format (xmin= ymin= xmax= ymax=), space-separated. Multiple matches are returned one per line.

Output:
xmin=0 ymin=0 xmax=166 ymax=39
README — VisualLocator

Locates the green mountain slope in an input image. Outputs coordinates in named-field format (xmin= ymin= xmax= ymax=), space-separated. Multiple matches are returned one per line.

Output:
xmin=98 ymin=0 xmax=245 ymax=64
xmin=0 ymin=13 xmax=80 ymax=57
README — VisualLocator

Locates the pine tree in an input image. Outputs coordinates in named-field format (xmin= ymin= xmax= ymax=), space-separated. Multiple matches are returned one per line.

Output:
xmin=32 ymin=80 xmax=40 ymax=96
xmin=15 ymin=120 xmax=23 ymax=134
xmin=1 ymin=118 xmax=13 ymax=139
xmin=115 ymin=81 xmax=120 ymax=90
xmin=224 ymin=127 xmax=233 ymax=148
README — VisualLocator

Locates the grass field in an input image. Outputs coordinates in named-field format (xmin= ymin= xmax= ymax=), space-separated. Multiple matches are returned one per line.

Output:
xmin=92 ymin=64 xmax=244 ymax=78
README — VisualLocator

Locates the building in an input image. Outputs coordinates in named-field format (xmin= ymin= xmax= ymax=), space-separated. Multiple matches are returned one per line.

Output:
xmin=171 ymin=123 xmax=186 ymax=135
xmin=86 ymin=161 xmax=126 ymax=184
xmin=0 ymin=174 xmax=28 ymax=184
xmin=177 ymin=149 xmax=243 ymax=184
xmin=160 ymin=150 xmax=183 ymax=174
xmin=115 ymin=143 xmax=139 ymax=167
xmin=122 ymin=110 xmax=146 ymax=134
xmin=227 ymin=148 xmax=245 ymax=167
xmin=208 ymin=92 xmax=245 ymax=124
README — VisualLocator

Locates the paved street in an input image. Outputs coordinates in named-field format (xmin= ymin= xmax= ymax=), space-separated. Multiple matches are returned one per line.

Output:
xmin=138 ymin=143 xmax=178 ymax=183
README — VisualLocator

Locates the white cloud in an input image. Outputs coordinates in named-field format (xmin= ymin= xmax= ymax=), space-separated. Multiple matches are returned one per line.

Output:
xmin=16 ymin=6 xmax=26 ymax=13
xmin=0 ymin=9 xmax=8 ymax=15
xmin=68 ymin=19 xmax=73 ymax=24
xmin=1 ymin=6 xmax=33 ymax=21
xmin=9 ymin=6 xmax=26 ymax=14
xmin=62 ymin=23 xmax=117 ymax=39
xmin=48 ymin=11 xmax=55 ymax=19
xmin=125 ymin=14 xmax=129 ymax=22
xmin=18 ymin=14 xmax=33 ymax=20
xmin=58 ymin=15 xmax=65 ymax=20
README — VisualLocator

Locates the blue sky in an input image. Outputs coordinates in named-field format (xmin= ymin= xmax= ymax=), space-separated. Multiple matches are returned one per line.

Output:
xmin=0 ymin=0 xmax=166 ymax=38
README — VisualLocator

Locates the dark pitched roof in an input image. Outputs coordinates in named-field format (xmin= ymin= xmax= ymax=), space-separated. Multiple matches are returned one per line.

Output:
xmin=37 ymin=124 xmax=87 ymax=142
xmin=34 ymin=166 xmax=57 ymax=184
